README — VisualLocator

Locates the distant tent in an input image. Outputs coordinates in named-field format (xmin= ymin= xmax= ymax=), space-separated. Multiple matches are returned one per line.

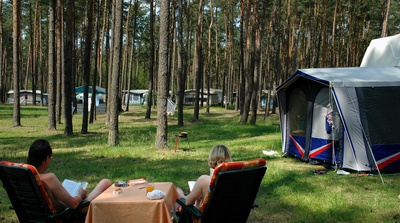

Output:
xmin=75 ymin=86 xmax=106 ymax=94
xmin=7 ymin=90 xmax=48 ymax=105
xmin=122 ymin=89 xmax=148 ymax=105
xmin=183 ymin=89 xmax=222 ymax=105
xmin=276 ymin=67 xmax=400 ymax=173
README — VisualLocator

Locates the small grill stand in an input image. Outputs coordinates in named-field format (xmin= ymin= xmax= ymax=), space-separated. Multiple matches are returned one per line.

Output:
xmin=174 ymin=132 xmax=190 ymax=152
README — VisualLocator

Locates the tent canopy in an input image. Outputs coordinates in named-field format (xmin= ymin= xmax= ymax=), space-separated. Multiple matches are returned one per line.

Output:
xmin=276 ymin=66 xmax=400 ymax=173
xmin=277 ymin=67 xmax=400 ymax=89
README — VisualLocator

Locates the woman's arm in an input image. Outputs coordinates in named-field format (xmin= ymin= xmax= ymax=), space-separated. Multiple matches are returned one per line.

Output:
xmin=185 ymin=175 xmax=209 ymax=206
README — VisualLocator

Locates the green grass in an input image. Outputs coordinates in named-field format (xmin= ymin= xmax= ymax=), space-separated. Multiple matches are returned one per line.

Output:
xmin=0 ymin=104 xmax=399 ymax=222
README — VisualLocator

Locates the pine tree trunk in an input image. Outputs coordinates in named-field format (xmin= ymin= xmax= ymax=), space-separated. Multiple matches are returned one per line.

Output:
xmin=205 ymin=0 xmax=213 ymax=114
xmin=39 ymin=15 xmax=45 ymax=107
xmin=250 ymin=1 xmax=262 ymax=125
xmin=90 ymin=0 xmax=101 ymax=123
xmin=126 ymin=0 xmax=139 ymax=112
xmin=12 ymin=0 xmax=21 ymax=127
xmin=381 ymin=0 xmax=390 ymax=37
xmin=82 ymin=0 xmax=94 ymax=133
xmin=193 ymin=0 xmax=205 ymax=122
xmin=156 ymin=0 xmax=170 ymax=149
xmin=29 ymin=2 xmax=37 ymax=106
xmin=177 ymin=0 xmax=187 ymax=127
xmin=56 ymin=0 xmax=62 ymax=124
xmin=108 ymin=0 xmax=123 ymax=146
xmin=240 ymin=0 xmax=252 ymax=124
xmin=0 ymin=0 xmax=3 ymax=103
xmin=238 ymin=0 xmax=245 ymax=113
xmin=331 ymin=0 xmax=338 ymax=67
xmin=64 ymin=0 xmax=75 ymax=136
xmin=99 ymin=0 xmax=109 ymax=88
xmin=145 ymin=0 xmax=155 ymax=119
xmin=48 ymin=0 xmax=56 ymax=130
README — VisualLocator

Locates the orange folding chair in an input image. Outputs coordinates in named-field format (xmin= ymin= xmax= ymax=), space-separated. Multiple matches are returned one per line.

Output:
xmin=0 ymin=161 xmax=89 ymax=223
xmin=176 ymin=158 xmax=267 ymax=223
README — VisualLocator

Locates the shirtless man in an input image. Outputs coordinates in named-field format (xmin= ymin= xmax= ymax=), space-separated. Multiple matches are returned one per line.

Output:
xmin=27 ymin=139 xmax=112 ymax=211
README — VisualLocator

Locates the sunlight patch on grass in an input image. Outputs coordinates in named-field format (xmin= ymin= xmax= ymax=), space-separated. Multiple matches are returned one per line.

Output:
xmin=1 ymin=105 xmax=400 ymax=223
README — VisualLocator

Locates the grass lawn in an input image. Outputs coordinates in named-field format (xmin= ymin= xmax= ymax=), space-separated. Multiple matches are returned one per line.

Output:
xmin=0 ymin=104 xmax=399 ymax=223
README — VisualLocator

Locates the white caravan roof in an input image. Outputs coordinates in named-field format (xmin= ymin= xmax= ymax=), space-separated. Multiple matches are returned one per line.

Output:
xmin=360 ymin=33 xmax=400 ymax=67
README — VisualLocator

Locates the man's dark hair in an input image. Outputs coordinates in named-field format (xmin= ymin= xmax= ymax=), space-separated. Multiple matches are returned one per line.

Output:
xmin=27 ymin=139 xmax=52 ymax=168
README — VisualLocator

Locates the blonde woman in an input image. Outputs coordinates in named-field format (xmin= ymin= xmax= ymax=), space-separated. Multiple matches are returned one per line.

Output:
xmin=177 ymin=145 xmax=232 ymax=209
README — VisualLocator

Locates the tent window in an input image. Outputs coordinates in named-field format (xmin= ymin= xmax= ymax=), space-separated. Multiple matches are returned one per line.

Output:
xmin=289 ymin=88 xmax=307 ymax=136
xmin=357 ymin=86 xmax=400 ymax=144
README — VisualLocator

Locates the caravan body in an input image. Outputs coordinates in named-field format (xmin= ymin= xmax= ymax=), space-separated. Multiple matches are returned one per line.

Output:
xmin=360 ymin=33 xmax=400 ymax=67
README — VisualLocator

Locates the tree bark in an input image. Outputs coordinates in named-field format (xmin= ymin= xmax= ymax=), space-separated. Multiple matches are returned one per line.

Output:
xmin=108 ymin=0 xmax=123 ymax=146
xmin=145 ymin=0 xmax=155 ymax=119
xmin=240 ymin=0 xmax=253 ymax=124
xmin=12 ymin=0 xmax=21 ymax=127
xmin=82 ymin=0 xmax=94 ymax=134
xmin=125 ymin=0 xmax=137 ymax=112
xmin=29 ymin=2 xmax=37 ymax=106
xmin=320 ymin=0 xmax=327 ymax=67
xmin=238 ymin=0 xmax=245 ymax=113
xmin=222 ymin=11 xmax=229 ymax=110
xmin=177 ymin=0 xmax=187 ymax=127
xmin=331 ymin=0 xmax=338 ymax=67
xmin=0 ymin=0 xmax=3 ymax=104
xmin=106 ymin=0 xmax=113 ymax=125
xmin=48 ymin=0 xmax=56 ymax=130
xmin=250 ymin=0 xmax=262 ymax=125
xmin=39 ymin=11 xmax=45 ymax=107
xmin=99 ymin=0 xmax=109 ymax=88
xmin=64 ymin=0 xmax=75 ymax=135
xmin=381 ymin=0 xmax=390 ymax=37
xmin=156 ymin=0 xmax=170 ymax=149
xmin=90 ymin=0 xmax=101 ymax=122
xmin=193 ymin=0 xmax=205 ymax=122
xmin=205 ymin=0 xmax=213 ymax=114
xmin=56 ymin=0 xmax=63 ymax=124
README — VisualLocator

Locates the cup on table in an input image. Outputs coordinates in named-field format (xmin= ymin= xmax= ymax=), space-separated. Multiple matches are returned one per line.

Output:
xmin=146 ymin=176 xmax=155 ymax=193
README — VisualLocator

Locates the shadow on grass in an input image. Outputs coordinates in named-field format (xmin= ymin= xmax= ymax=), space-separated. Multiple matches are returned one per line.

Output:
xmin=2 ymin=106 xmax=393 ymax=223
xmin=251 ymin=166 xmax=371 ymax=223
xmin=0 ymin=105 xmax=48 ymax=119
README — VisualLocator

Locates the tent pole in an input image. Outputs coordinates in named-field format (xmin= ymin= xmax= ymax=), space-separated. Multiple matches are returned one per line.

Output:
xmin=344 ymin=87 xmax=385 ymax=185
xmin=329 ymin=85 xmax=337 ymax=169
xmin=362 ymin=134 xmax=385 ymax=185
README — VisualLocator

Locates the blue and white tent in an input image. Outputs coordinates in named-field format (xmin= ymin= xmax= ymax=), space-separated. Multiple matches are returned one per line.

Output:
xmin=276 ymin=66 xmax=400 ymax=172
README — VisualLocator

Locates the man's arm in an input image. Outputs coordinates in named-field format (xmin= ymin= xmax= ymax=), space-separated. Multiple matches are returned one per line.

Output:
xmin=41 ymin=173 xmax=87 ymax=209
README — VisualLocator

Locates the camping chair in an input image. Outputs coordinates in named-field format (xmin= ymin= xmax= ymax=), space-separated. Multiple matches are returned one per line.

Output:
xmin=176 ymin=158 xmax=267 ymax=223
xmin=0 ymin=161 xmax=89 ymax=223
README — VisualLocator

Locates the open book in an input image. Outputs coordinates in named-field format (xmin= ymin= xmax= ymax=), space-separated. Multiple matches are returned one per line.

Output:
xmin=188 ymin=181 xmax=196 ymax=192
xmin=62 ymin=179 xmax=88 ymax=197
xmin=128 ymin=178 xmax=147 ymax=185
